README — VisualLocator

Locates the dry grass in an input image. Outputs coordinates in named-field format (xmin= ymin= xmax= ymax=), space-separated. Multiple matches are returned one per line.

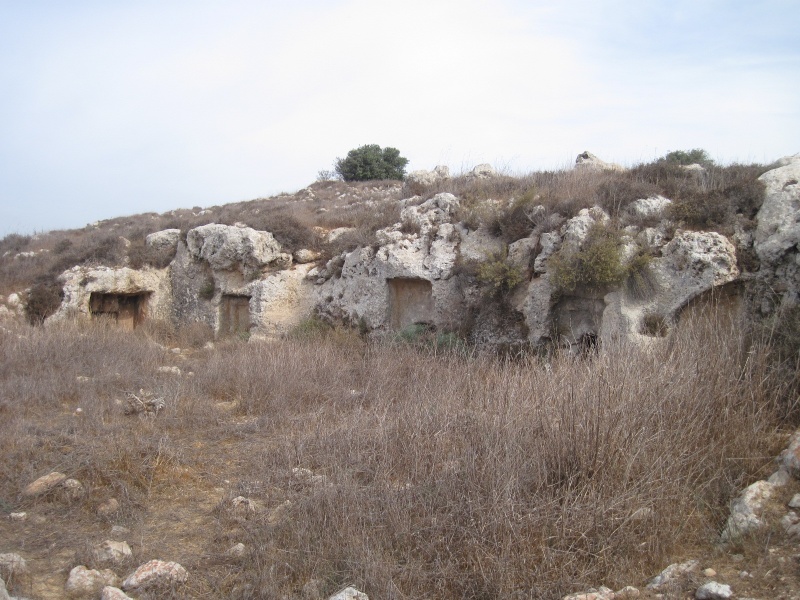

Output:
xmin=0 ymin=305 xmax=790 ymax=599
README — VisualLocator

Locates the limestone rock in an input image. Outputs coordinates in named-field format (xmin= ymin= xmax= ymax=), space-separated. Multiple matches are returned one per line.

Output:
xmin=468 ymin=163 xmax=497 ymax=179
xmin=575 ymin=151 xmax=625 ymax=172
xmin=695 ymin=581 xmax=732 ymax=600
xmin=326 ymin=227 xmax=355 ymax=243
xmin=65 ymin=566 xmax=120 ymax=598
xmin=101 ymin=587 xmax=134 ymax=600
xmin=406 ymin=165 xmax=450 ymax=186
xmin=0 ymin=576 xmax=10 ymax=600
xmin=61 ymin=478 xmax=85 ymax=500
xmin=121 ymin=560 xmax=188 ymax=592
xmin=328 ymin=587 xmax=369 ymax=600
xmin=294 ymin=249 xmax=321 ymax=264
xmin=0 ymin=554 xmax=27 ymax=581
xmin=754 ymin=154 xmax=800 ymax=267
xmin=225 ymin=543 xmax=246 ymax=558
xmin=507 ymin=236 xmax=538 ymax=271
xmin=186 ymin=224 xmax=289 ymax=274
xmin=627 ymin=195 xmax=672 ymax=220
xmin=561 ymin=207 xmax=610 ymax=250
xmin=145 ymin=229 xmax=181 ymax=255
xmin=721 ymin=479 xmax=776 ymax=541
xmin=93 ymin=541 xmax=132 ymax=565
xmin=562 ymin=587 xmax=616 ymax=600
xmin=22 ymin=472 xmax=67 ymax=496
xmin=647 ymin=559 xmax=699 ymax=591
xmin=778 ymin=430 xmax=800 ymax=476
xmin=533 ymin=232 xmax=562 ymax=274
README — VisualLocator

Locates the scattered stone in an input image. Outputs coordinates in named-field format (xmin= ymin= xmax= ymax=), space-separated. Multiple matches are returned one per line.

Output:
xmin=65 ymin=565 xmax=120 ymax=598
xmin=627 ymin=195 xmax=672 ymax=220
xmin=157 ymin=365 xmax=181 ymax=376
xmin=647 ymin=559 xmax=699 ymax=591
xmin=225 ymin=543 xmax=246 ymax=558
xmin=702 ymin=568 xmax=717 ymax=578
xmin=615 ymin=587 xmax=640 ymax=599
xmin=22 ymin=471 xmax=67 ymax=496
xmin=97 ymin=498 xmax=120 ymax=517
xmin=122 ymin=560 xmax=188 ymax=592
xmin=231 ymin=496 xmax=256 ymax=513
xmin=575 ymin=151 xmax=625 ymax=172
xmin=93 ymin=541 xmax=132 ymax=565
xmin=61 ymin=478 xmax=85 ymax=500
xmin=721 ymin=480 xmax=775 ymax=541
xmin=295 ymin=249 xmax=322 ymax=264
xmin=768 ymin=468 xmax=791 ymax=486
xmin=562 ymin=587 xmax=616 ymax=600
xmin=110 ymin=526 xmax=131 ymax=539
xmin=124 ymin=391 xmax=165 ymax=416
xmin=101 ymin=586 xmax=134 ymax=600
xmin=468 ymin=163 xmax=497 ymax=179
xmin=328 ymin=587 xmax=369 ymax=600
xmin=0 ymin=554 xmax=28 ymax=581
xmin=695 ymin=581 xmax=732 ymax=600
xmin=8 ymin=513 xmax=26 ymax=522
xmin=789 ymin=493 xmax=800 ymax=509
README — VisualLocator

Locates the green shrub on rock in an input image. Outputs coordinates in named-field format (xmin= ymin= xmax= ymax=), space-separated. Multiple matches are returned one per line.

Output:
xmin=548 ymin=223 xmax=626 ymax=295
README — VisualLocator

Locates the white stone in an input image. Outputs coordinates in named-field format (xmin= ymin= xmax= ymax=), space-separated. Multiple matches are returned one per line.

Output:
xmin=647 ymin=560 xmax=699 ymax=591
xmin=187 ymin=223 xmax=289 ymax=273
xmin=93 ymin=540 xmax=132 ymax=565
xmin=721 ymin=479 xmax=775 ymax=541
xmin=145 ymin=229 xmax=181 ymax=254
xmin=122 ymin=560 xmax=188 ymax=592
xmin=695 ymin=581 xmax=732 ymax=599
xmin=790 ymin=493 xmax=800 ymax=508
xmin=574 ymin=151 xmax=625 ymax=172
xmin=328 ymin=587 xmax=369 ymax=600
xmin=101 ymin=587 xmax=134 ymax=600
xmin=65 ymin=566 xmax=120 ymax=598
xmin=628 ymin=195 xmax=672 ymax=219
xmin=754 ymin=155 xmax=800 ymax=266
xmin=469 ymin=163 xmax=497 ymax=179
xmin=157 ymin=366 xmax=182 ymax=376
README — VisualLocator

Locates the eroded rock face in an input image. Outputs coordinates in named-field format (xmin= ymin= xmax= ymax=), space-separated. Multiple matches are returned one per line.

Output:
xmin=186 ymin=224 xmax=290 ymax=275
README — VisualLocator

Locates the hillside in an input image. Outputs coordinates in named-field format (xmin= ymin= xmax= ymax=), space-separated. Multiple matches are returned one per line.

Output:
xmin=2 ymin=152 xmax=800 ymax=600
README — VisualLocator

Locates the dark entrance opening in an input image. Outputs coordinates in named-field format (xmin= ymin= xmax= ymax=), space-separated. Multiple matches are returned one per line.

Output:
xmin=220 ymin=295 xmax=251 ymax=337
xmin=387 ymin=278 xmax=434 ymax=329
xmin=89 ymin=292 xmax=150 ymax=330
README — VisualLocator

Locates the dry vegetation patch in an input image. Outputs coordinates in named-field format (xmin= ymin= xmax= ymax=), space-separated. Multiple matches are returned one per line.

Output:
xmin=0 ymin=308 xmax=791 ymax=599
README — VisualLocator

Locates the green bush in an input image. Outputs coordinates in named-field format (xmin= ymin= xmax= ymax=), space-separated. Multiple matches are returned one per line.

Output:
xmin=661 ymin=148 xmax=713 ymax=166
xmin=334 ymin=144 xmax=409 ymax=182
xmin=477 ymin=248 xmax=525 ymax=298
xmin=548 ymin=223 xmax=626 ymax=294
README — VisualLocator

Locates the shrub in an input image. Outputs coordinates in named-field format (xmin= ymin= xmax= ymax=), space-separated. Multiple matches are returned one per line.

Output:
xmin=548 ymin=223 xmax=626 ymax=294
xmin=25 ymin=278 xmax=63 ymax=324
xmin=624 ymin=250 xmax=659 ymax=301
xmin=477 ymin=248 xmax=525 ymax=298
xmin=661 ymin=148 xmax=713 ymax=166
xmin=334 ymin=144 xmax=409 ymax=182
xmin=486 ymin=190 xmax=538 ymax=243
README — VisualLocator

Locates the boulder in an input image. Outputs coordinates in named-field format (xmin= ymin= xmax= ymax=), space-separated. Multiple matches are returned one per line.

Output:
xmin=145 ymin=229 xmax=181 ymax=255
xmin=101 ymin=587 xmax=134 ymax=600
xmin=93 ymin=540 xmax=132 ymax=565
xmin=186 ymin=224 xmax=290 ymax=274
xmin=574 ymin=151 xmax=625 ymax=172
xmin=695 ymin=581 xmax=732 ymax=600
xmin=468 ymin=163 xmax=497 ymax=179
xmin=647 ymin=559 xmax=699 ymax=591
xmin=405 ymin=165 xmax=450 ymax=186
xmin=22 ymin=472 xmax=67 ymax=496
xmin=754 ymin=154 xmax=800 ymax=267
xmin=122 ymin=560 xmax=188 ymax=592
xmin=65 ymin=566 xmax=120 ymax=598
xmin=0 ymin=554 xmax=27 ymax=582
xmin=720 ymin=479 xmax=776 ymax=541
xmin=627 ymin=195 xmax=672 ymax=220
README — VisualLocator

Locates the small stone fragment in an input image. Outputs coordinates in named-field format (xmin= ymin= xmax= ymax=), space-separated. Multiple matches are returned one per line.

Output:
xmin=789 ymin=493 xmax=800 ymax=509
xmin=61 ymin=478 xmax=85 ymax=500
xmin=122 ymin=560 xmax=188 ymax=592
xmin=226 ymin=543 xmax=246 ymax=558
xmin=65 ymin=566 xmax=120 ymax=598
xmin=97 ymin=498 xmax=120 ymax=517
xmin=8 ymin=513 xmax=26 ymax=521
xmin=615 ymin=587 xmax=640 ymax=599
xmin=647 ymin=560 xmax=699 ymax=591
xmin=695 ymin=581 xmax=732 ymax=600
xmin=328 ymin=588 xmax=369 ymax=600
xmin=22 ymin=471 xmax=67 ymax=496
xmin=702 ymin=568 xmax=717 ymax=578
xmin=769 ymin=469 xmax=791 ymax=486
xmin=93 ymin=541 xmax=132 ymax=565
xmin=101 ymin=587 xmax=134 ymax=600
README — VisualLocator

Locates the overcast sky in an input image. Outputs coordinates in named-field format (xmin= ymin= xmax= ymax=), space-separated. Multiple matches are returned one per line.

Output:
xmin=1 ymin=0 xmax=798 ymax=237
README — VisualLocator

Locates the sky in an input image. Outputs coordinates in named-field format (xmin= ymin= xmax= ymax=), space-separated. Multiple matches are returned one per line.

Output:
xmin=0 ymin=0 xmax=798 ymax=237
